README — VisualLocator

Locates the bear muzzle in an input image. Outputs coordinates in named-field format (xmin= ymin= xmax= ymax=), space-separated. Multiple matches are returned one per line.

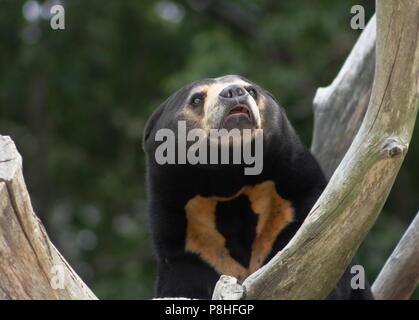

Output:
xmin=216 ymin=85 xmax=261 ymax=131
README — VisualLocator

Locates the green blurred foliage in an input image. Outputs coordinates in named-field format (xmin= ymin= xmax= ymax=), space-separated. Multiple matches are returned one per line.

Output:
xmin=0 ymin=0 xmax=417 ymax=299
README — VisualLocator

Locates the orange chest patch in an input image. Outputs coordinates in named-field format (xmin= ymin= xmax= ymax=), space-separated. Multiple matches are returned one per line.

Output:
xmin=184 ymin=180 xmax=293 ymax=282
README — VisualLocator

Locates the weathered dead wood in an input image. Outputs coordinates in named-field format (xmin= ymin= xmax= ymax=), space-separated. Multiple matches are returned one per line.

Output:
xmin=212 ymin=275 xmax=245 ymax=300
xmin=311 ymin=10 xmax=419 ymax=301
xmin=372 ymin=213 xmax=419 ymax=300
xmin=311 ymin=15 xmax=376 ymax=179
xmin=0 ymin=135 xmax=97 ymax=300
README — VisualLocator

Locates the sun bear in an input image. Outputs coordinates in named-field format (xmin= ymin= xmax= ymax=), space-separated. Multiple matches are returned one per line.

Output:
xmin=143 ymin=75 xmax=373 ymax=299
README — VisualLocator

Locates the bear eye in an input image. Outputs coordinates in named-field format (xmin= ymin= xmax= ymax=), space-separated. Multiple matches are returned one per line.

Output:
xmin=247 ymin=87 xmax=257 ymax=99
xmin=190 ymin=93 xmax=205 ymax=107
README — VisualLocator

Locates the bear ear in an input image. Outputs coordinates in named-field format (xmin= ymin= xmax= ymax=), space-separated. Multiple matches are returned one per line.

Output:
xmin=142 ymin=102 xmax=166 ymax=152
xmin=142 ymin=85 xmax=191 ymax=152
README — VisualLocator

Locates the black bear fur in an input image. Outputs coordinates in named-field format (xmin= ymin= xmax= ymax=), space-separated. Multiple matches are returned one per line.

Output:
xmin=143 ymin=75 xmax=373 ymax=300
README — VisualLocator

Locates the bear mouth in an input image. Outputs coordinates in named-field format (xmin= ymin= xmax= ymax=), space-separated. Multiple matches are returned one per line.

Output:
xmin=221 ymin=103 xmax=255 ymax=130
xmin=226 ymin=104 xmax=251 ymax=119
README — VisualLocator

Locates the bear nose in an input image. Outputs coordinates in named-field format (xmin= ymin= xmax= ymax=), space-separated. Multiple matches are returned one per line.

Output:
xmin=219 ymin=85 xmax=246 ymax=99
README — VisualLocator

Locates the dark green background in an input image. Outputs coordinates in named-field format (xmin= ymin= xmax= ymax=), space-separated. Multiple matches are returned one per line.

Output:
xmin=0 ymin=0 xmax=417 ymax=299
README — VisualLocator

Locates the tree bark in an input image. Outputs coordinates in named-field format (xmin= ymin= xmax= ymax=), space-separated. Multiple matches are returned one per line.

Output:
xmin=311 ymin=15 xmax=376 ymax=179
xmin=0 ymin=135 xmax=97 ymax=300
xmin=212 ymin=275 xmax=245 ymax=300
xmin=372 ymin=213 xmax=419 ymax=300
xmin=310 ymin=10 xmax=419 ymax=301
xmin=231 ymin=0 xmax=418 ymax=300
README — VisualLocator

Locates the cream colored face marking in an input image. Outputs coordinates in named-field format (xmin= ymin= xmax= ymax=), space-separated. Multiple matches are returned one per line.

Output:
xmin=185 ymin=78 xmax=262 ymax=132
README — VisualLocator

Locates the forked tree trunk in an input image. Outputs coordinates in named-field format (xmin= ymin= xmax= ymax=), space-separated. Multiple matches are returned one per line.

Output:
xmin=311 ymin=11 xmax=419 ymax=300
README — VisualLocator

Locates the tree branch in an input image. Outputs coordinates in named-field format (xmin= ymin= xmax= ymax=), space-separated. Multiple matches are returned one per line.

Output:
xmin=311 ymin=8 xmax=419 ymax=300
xmin=372 ymin=213 xmax=419 ymax=299
xmin=311 ymin=15 xmax=376 ymax=179
xmin=0 ymin=135 xmax=97 ymax=300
